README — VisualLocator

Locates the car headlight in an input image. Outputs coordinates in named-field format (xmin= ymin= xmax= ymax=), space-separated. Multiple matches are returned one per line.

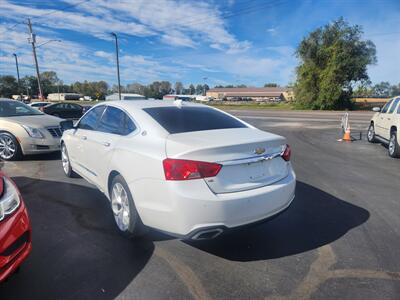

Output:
xmin=21 ymin=125 xmax=44 ymax=139
xmin=0 ymin=177 xmax=21 ymax=221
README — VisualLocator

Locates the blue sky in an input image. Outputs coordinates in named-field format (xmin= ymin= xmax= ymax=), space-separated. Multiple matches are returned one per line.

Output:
xmin=0 ymin=0 xmax=399 ymax=88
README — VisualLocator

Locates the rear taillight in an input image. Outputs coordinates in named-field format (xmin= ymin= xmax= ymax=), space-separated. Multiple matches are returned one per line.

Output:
xmin=163 ymin=158 xmax=222 ymax=180
xmin=281 ymin=144 xmax=291 ymax=161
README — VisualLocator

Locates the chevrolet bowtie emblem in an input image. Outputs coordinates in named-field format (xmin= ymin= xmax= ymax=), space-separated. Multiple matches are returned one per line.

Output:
xmin=254 ymin=147 xmax=266 ymax=155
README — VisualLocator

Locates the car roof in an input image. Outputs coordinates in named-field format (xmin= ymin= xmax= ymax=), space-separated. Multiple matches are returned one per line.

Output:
xmin=104 ymin=100 xmax=205 ymax=111
xmin=87 ymin=100 xmax=210 ymax=137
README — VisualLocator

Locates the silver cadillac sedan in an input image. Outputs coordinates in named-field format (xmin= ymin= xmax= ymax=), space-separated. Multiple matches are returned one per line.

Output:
xmin=0 ymin=99 xmax=63 ymax=160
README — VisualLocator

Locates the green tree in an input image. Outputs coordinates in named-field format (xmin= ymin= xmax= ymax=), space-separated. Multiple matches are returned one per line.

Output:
xmin=195 ymin=84 xmax=203 ymax=95
xmin=0 ymin=75 xmax=18 ymax=98
xmin=354 ymin=80 xmax=373 ymax=97
xmin=21 ymin=76 xmax=38 ymax=97
xmin=40 ymin=71 xmax=60 ymax=96
xmin=189 ymin=84 xmax=195 ymax=95
xmin=294 ymin=18 xmax=377 ymax=109
xmin=390 ymin=83 xmax=400 ymax=97
xmin=72 ymin=80 xmax=108 ymax=99
xmin=204 ymin=84 xmax=210 ymax=93
xmin=264 ymin=83 xmax=278 ymax=87
xmin=126 ymin=82 xmax=145 ymax=95
xmin=373 ymin=82 xmax=391 ymax=97
xmin=174 ymin=81 xmax=183 ymax=94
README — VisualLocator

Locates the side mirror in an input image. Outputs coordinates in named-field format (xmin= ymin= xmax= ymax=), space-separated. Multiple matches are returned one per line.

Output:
xmin=372 ymin=107 xmax=381 ymax=112
xmin=60 ymin=120 xmax=74 ymax=131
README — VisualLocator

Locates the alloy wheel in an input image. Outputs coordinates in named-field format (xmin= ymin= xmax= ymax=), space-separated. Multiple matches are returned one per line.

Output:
xmin=61 ymin=145 xmax=70 ymax=174
xmin=367 ymin=126 xmax=374 ymax=141
xmin=0 ymin=135 xmax=16 ymax=160
xmin=389 ymin=135 xmax=395 ymax=155
xmin=111 ymin=183 xmax=131 ymax=232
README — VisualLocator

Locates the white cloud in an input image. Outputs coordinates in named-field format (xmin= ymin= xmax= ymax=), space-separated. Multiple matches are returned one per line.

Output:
xmin=160 ymin=30 xmax=196 ymax=48
xmin=0 ymin=0 xmax=249 ymax=53
xmin=94 ymin=51 xmax=114 ymax=60
xmin=0 ymin=23 xmax=183 ymax=84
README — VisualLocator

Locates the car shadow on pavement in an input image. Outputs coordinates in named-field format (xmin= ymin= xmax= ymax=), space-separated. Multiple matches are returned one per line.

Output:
xmin=23 ymin=151 xmax=61 ymax=161
xmin=186 ymin=181 xmax=370 ymax=262
xmin=0 ymin=177 xmax=154 ymax=300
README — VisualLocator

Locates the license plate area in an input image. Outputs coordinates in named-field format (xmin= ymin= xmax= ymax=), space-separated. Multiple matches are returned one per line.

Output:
xmin=247 ymin=160 xmax=269 ymax=182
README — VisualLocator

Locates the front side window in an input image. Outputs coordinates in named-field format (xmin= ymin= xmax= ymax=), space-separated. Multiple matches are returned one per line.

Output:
xmin=77 ymin=106 xmax=105 ymax=130
xmin=97 ymin=106 xmax=136 ymax=135
xmin=397 ymin=99 xmax=400 ymax=114
xmin=381 ymin=100 xmax=393 ymax=114
xmin=388 ymin=98 xmax=400 ymax=114
xmin=0 ymin=101 xmax=43 ymax=117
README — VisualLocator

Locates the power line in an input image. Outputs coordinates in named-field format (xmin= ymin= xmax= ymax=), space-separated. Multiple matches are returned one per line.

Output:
xmin=0 ymin=0 xmax=92 ymax=34
xmin=38 ymin=0 xmax=92 ymax=17
xmin=182 ymin=0 xmax=288 ymax=28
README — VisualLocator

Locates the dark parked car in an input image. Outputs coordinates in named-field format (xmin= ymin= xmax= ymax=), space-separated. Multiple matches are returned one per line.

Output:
xmin=82 ymin=105 xmax=93 ymax=114
xmin=41 ymin=103 xmax=84 ymax=119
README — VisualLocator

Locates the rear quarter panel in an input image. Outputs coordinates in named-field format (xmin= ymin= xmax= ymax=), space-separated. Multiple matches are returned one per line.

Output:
xmin=104 ymin=132 xmax=167 ymax=199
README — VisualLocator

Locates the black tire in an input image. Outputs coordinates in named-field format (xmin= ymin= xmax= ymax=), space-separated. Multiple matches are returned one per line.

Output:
xmin=388 ymin=131 xmax=400 ymax=158
xmin=110 ymin=175 xmax=147 ymax=238
xmin=0 ymin=132 xmax=23 ymax=161
xmin=367 ymin=123 xmax=377 ymax=143
xmin=61 ymin=143 xmax=78 ymax=178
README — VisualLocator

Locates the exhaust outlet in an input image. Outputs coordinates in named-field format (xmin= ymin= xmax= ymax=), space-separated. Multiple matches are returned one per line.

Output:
xmin=191 ymin=228 xmax=223 ymax=240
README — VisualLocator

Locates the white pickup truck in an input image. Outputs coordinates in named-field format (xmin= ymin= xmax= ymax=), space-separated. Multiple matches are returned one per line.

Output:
xmin=367 ymin=97 xmax=400 ymax=158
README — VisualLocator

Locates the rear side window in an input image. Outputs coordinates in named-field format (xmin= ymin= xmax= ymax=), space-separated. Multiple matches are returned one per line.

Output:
xmin=98 ymin=106 xmax=136 ymax=135
xmin=381 ymin=100 xmax=393 ymax=113
xmin=143 ymin=106 xmax=247 ymax=134
xmin=389 ymin=98 xmax=400 ymax=114
xmin=78 ymin=106 xmax=105 ymax=130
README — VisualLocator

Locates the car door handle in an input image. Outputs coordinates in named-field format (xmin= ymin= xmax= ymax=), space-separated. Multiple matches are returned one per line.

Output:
xmin=81 ymin=136 xmax=87 ymax=140
xmin=102 ymin=142 xmax=110 ymax=147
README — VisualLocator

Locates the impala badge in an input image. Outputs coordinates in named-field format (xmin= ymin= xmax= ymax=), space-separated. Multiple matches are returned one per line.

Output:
xmin=254 ymin=147 xmax=266 ymax=155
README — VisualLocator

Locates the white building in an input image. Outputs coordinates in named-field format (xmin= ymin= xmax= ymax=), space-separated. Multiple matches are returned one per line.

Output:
xmin=106 ymin=93 xmax=146 ymax=101
xmin=47 ymin=93 xmax=82 ymax=101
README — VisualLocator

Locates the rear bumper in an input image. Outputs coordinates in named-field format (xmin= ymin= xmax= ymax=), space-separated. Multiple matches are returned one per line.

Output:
xmin=183 ymin=195 xmax=294 ymax=240
xmin=19 ymin=136 xmax=61 ymax=155
xmin=0 ymin=201 xmax=32 ymax=282
xmin=131 ymin=167 xmax=296 ymax=237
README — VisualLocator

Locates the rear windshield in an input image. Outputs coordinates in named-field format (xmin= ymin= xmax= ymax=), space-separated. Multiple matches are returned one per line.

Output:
xmin=143 ymin=106 xmax=247 ymax=134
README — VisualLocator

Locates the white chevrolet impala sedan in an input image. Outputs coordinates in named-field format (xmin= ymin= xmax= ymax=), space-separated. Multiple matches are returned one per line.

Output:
xmin=60 ymin=100 xmax=296 ymax=239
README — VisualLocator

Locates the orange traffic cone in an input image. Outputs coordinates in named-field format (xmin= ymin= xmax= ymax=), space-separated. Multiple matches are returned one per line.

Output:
xmin=342 ymin=126 xmax=352 ymax=142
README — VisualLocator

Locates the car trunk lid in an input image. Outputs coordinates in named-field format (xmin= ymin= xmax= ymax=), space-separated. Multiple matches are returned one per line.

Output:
xmin=166 ymin=128 xmax=289 ymax=193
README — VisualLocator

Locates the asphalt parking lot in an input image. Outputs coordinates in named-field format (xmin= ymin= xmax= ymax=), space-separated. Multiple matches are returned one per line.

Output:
xmin=1 ymin=109 xmax=399 ymax=299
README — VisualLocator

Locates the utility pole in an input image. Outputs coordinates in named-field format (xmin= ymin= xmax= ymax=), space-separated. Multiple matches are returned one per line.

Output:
xmin=203 ymin=77 xmax=208 ymax=96
xmin=111 ymin=32 xmax=121 ymax=100
xmin=12 ymin=53 xmax=21 ymax=98
xmin=27 ymin=18 xmax=43 ymax=100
